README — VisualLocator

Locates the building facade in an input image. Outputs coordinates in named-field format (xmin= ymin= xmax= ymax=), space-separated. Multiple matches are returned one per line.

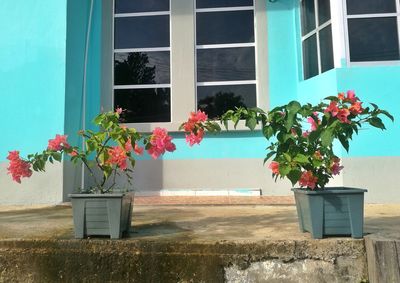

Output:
xmin=1 ymin=0 xmax=399 ymax=204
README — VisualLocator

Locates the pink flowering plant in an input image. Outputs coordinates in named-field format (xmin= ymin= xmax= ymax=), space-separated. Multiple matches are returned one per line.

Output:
xmin=7 ymin=109 xmax=176 ymax=193
xmin=182 ymin=91 xmax=393 ymax=190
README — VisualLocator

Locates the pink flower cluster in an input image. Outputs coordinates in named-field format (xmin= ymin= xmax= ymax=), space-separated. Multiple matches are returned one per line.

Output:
xmin=7 ymin=151 xmax=32 ymax=183
xmin=48 ymin=134 xmax=70 ymax=151
xmin=147 ymin=127 xmax=176 ymax=159
xmin=182 ymin=110 xmax=208 ymax=146
xmin=268 ymin=161 xmax=279 ymax=175
xmin=299 ymin=171 xmax=318 ymax=190
xmin=107 ymin=146 xmax=128 ymax=170
xmin=330 ymin=157 xmax=344 ymax=175
xmin=324 ymin=91 xmax=363 ymax=124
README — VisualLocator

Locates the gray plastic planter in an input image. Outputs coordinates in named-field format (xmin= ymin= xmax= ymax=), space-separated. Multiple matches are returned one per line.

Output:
xmin=292 ymin=187 xmax=367 ymax=239
xmin=68 ymin=193 xmax=133 ymax=239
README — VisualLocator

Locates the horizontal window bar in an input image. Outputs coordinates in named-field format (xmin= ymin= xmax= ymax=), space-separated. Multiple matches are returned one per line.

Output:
xmin=196 ymin=42 xmax=255 ymax=49
xmin=196 ymin=6 xmax=254 ymax=13
xmin=115 ymin=11 xmax=170 ymax=18
xmin=114 ymin=47 xmax=170 ymax=53
xmin=301 ymin=21 xmax=331 ymax=41
xmin=347 ymin=13 xmax=399 ymax=19
xmin=113 ymin=84 xmax=171 ymax=89
xmin=196 ymin=80 xmax=256 ymax=86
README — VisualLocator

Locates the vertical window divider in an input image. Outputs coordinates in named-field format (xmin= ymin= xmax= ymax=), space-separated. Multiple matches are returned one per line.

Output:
xmin=396 ymin=0 xmax=400 ymax=55
xmin=314 ymin=0 xmax=322 ymax=74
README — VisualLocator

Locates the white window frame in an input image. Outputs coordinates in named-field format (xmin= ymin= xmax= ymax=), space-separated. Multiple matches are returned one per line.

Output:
xmin=300 ymin=0 xmax=334 ymax=79
xmin=101 ymin=0 xmax=268 ymax=132
xmin=343 ymin=0 xmax=400 ymax=66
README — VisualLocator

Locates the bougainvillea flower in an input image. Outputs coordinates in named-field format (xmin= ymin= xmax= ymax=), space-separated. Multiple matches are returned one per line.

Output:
xmin=268 ymin=161 xmax=280 ymax=175
xmin=349 ymin=101 xmax=363 ymax=115
xmin=346 ymin=90 xmax=359 ymax=103
xmin=147 ymin=127 xmax=176 ymax=159
xmin=134 ymin=144 xmax=144 ymax=156
xmin=299 ymin=171 xmax=318 ymax=190
xmin=69 ymin=149 xmax=78 ymax=157
xmin=337 ymin=108 xmax=351 ymax=124
xmin=307 ymin=116 xmax=319 ymax=131
xmin=7 ymin=151 xmax=32 ymax=183
xmin=124 ymin=139 xmax=133 ymax=151
xmin=331 ymin=157 xmax=344 ymax=175
xmin=116 ymin=108 xmax=123 ymax=114
xmin=185 ymin=129 xmax=204 ymax=147
xmin=338 ymin=92 xmax=345 ymax=100
xmin=325 ymin=101 xmax=339 ymax=117
xmin=302 ymin=131 xmax=310 ymax=138
xmin=189 ymin=110 xmax=208 ymax=123
xmin=48 ymin=134 xmax=70 ymax=151
xmin=107 ymin=146 xmax=128 ymax=170
xmin=183 ymin=121 xmax=196 ymax=132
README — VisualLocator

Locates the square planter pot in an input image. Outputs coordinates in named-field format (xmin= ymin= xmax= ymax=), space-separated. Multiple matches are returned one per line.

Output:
xmin=68 ymin=193 xmax=133 ymax=239
xmin=292 ymin=187 xmax=367 ymax=239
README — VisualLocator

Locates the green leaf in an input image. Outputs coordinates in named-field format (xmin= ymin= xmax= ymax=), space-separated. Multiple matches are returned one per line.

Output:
xmin=130 ymin=158 xmax=136 ymax=169
xmin=286 ymin=101 xmax=301 ymax=113
xmin=368 ymin=117 xmax=386 ymax=130
xmin=370 ymin=103 xmax=379 ymax=110
xmin=338 ymin=134 xmax=349 ymax=152
xmin=321 ymin=129 xmax=334 ymax=147
xmin=53 ymin=152 xmax=62 ymax=162
xmin=283 ymin=153 xmax=292 ymax=162
xmin=263 ymin=126 xmax=274 ymax=140
xmin=245 ymin=117 xmax=257 ymax=131
xmin=380 ymin=110 xmax=394 ymax=122
xmin=278 ymin=164 xmax=291 ymax=176
xmin=287 ymin=169 xmax=302 ymax=186
xmin=263 ymin=151 xmax=276 ymax=164
xmin=293 ymin=154 xmax=309 ymax=164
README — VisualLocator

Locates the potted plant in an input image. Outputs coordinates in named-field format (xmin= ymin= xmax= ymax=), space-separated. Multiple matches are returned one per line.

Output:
xmin=6 ymin=109 xmax=176 ymax=239
xmin=181 ymin=91 xmax=393 ymax=239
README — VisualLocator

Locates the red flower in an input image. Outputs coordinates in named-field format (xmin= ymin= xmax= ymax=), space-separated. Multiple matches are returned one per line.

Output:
xmin=299 ymin=171 xmax=318 ymax=190
xmin=147 ymin=128 xmax=176 ymax=159
xmin=185 ymin=129 xmax=204 ymax=147
xmin=346 ymin=90 xmax=359 ymax=104
xmin=268 ymin=161 xmax=280 ymax=175
xmin=338 ymin=92 xmax=345 ymax=100
xmin=330 ymin=157 xmax=344 ymax=175
xmin=325 ymin=101 xmax=339 ymax=117
xmin=48 ymin=134 xmax=70 ymax=151
xmin=337 ymin=108 xmax=350 ymax=124
xmin=7 ymin=151 xmax=32 ymax=183
xmin=134 ymin=144 xmax=144 ymax=156
xmin=107 ymin=146 xmax=128 ymax=170
xmin=349 ymin=102 xmax=363 ymax=115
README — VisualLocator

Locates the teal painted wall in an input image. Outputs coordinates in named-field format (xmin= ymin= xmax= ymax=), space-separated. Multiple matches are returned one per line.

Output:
xmin=0 ymin=1 xmax=67 ymax=161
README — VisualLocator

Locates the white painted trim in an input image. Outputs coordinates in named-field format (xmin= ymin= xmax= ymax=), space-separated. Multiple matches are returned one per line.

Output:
xmin=114 ymin=47 xmax=171 ymax=53
xmin=115 ymin=11 xmax=170 ymax=17
xmin=330 ymin=0 xmax=346 ymax=68
xmin=196 ymin=42 xmax=255 ymax=49
xmin=347 ymin=13 xmax=399 ymax=19
xmin=195 ymin=6 xmax=254 ymax=13
xmin=197 ymin=80 xmax=257 ymax=86
xmin=113 ymin=84 xmax=171 ymax=90
xmin=135 ymin=189 xmax=262 ymax=197
xmin=314 ymin=0 xmax=322 ymax=73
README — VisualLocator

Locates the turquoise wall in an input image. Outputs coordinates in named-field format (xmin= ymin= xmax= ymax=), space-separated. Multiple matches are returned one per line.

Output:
xmin=0 ymin=1 xmax=67 ymax=161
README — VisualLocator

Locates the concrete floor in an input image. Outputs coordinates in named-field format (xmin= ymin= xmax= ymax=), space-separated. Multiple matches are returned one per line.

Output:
xmin=0 ymin=204 xmax=398 ymax=241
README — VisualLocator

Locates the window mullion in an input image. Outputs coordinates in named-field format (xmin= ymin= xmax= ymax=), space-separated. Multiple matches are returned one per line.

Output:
xmin=315 ymin=0 xmax=322 ymax=74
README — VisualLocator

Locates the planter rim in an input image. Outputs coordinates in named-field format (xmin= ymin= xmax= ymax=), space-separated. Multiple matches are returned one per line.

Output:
xmin=291 ymin=187 xmax=367 ymax=194
xmin=68 ymin=193 xmax=133 ymax=198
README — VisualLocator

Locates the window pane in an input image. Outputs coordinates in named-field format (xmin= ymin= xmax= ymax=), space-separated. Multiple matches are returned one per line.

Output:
xmin=301 ymin=0 xmax=316 ymax=36
xmin=319 ymin=25 xmax=334 ymax=73
xmin=348 ymin=17 xmax=400 ymax=62
xmin=346 ymin=0 xmax=396 ymax=15
xmin=197 ymin=47 xmax=255 ymax=82
xmin=114 ymin=16 xmax=170 ymax=49
xmin=114 ymin=52 xmax=170 ymax=85
xmin=197 ymin=10 xmax=254 ymax=45
xmin=197 ymin=84 xmax=257 ymax=119
xmin=115 ymin=0 xmax=169 ymax=13
xmin=318 ymin=0 xmax=331 ymax=25
xmin=196 ymin=0 xmax=253 ymax=9
xmin=302 ymin=34 xmax=319 ymax=79
xmin=114 ymin=89 xmax=171 ymax=123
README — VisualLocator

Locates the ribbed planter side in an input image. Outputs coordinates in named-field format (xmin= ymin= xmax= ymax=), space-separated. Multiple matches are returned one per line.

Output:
xmin=292 ymin=187 xmax=367 ymax=239
xmin=69 ymin=193 xmax=133 ymax=239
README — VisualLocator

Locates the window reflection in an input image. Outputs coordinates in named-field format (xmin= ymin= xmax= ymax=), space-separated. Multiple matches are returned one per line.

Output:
xmin=302 ymin=34 xmax=318 ymax=79
xmin=114 ymin=52 xmax=170 ymax=85
xmin=114 ymin=16 xmax=170 ymax=49
xmin=114 ymin=89 xmax=171 ymax=123
xmin=346 ymin=0 xmax=396 ymax=15
xmin=197 ymin=85 xmax=257 ymax=118
xmin=115 ymin=0 xmax=169 ymax=14
xmin=197 ymin=47 xmax=256 ymax=82
xmin=301 ymin=0 xmax=316 ymax=36
xmin=196 ymin=0 xmax=253 ymax=9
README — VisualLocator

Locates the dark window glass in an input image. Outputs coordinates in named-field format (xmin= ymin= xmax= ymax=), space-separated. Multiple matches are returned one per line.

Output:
xmin=197 ymin=10 xmax=254 ymax=45
xmin=318 ymin=0 xmax=331 ymax=25
xmin=114 ymin=52 xmax=170 ymax=85
xmin=302 ymin=34 xmax=319 ymax=79
xmin=114 ymin=89 xmax=171 ymax=123
xmin=301 ymin=0 xmax=316 ymax=36
xmin=114 ymin=16 xmax=169 ymax=49
xmin=348 ymin=17 xmax=400 ymax=62
xmin=346 ymin=0 xmax=396 ymax=15
xmin=319 ymin=25 xmax=334 ymax=73
xmin=197 ymin=84 xmax=257 ymax=119
xmin=115 ymin=0 xmax=169 ymax=13
xmin=196 ymin=0 xmax=253 ymax=8
xmin=197 ymin=47 xmax=255 ymax=82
